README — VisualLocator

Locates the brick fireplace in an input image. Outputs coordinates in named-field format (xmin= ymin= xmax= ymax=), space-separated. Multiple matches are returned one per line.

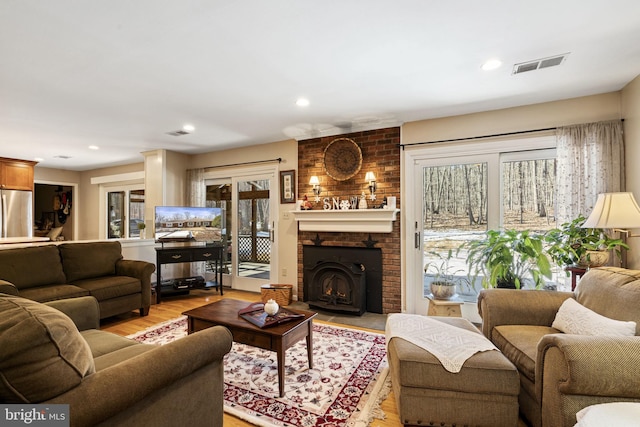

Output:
xmin=296 ymin=127 xmax=401 ymax=314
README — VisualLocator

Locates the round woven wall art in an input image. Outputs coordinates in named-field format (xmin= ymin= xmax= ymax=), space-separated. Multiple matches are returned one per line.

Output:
xmin=323 ymin=138 xmax=362 ymax=181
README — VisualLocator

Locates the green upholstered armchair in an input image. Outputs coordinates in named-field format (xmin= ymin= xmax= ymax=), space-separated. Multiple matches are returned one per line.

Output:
xmin=478 ymin=267 xmax=640 ymax=427
xmin=0 ymin=294 xmax=232 ymax=427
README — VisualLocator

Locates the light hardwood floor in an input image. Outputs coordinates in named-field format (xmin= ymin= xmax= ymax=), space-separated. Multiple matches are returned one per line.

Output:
xmin=101 ymin=289 xmax=402 ymax=427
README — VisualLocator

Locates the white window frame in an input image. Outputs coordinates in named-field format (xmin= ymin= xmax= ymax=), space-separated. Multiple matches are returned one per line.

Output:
xmin=97 ymin=175 xmax=145 ymax=240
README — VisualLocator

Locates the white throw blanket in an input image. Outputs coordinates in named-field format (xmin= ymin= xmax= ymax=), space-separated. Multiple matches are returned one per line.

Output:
xmin=385 ymin=313 xmax=498 ymax=373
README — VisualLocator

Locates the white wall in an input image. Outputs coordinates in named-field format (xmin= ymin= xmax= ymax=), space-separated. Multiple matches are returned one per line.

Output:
xmin=402 ymin=92 xmax=622 ymax=144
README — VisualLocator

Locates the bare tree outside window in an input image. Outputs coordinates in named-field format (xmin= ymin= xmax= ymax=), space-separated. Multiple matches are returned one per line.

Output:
xmin=502 ymin=159 xmax=556 ymax=231
xmin=423 ymin=163 xmax=488 ymax=231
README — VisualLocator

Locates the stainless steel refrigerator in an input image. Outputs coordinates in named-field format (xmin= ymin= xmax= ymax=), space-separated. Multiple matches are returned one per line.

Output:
xmin=0 ymin=189 xmax=33 ymax=238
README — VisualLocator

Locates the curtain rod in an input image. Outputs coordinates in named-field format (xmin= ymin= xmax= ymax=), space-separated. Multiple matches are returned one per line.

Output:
xmin=400 ymin=118 xmax=625 ymax=149
xmin=200 ymin=157 xmax=282 ymax=171
xmin=400 ymin=126 xmax=557 ymax=149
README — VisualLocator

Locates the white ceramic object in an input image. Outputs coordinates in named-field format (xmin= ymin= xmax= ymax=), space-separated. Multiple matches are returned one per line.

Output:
xmin=387 ymin=196 xmax=397 ymax=209
xmin=264 ymin=299 xmax=279 ymax=316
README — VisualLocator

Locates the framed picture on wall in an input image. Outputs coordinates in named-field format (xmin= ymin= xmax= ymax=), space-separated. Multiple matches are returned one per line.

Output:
xmin=280 ymin=170 xmax=296 ymax=204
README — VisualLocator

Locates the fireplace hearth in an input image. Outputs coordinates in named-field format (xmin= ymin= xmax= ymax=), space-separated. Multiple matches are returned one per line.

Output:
xmin=303 ymin=245 xmax=383 ymax=315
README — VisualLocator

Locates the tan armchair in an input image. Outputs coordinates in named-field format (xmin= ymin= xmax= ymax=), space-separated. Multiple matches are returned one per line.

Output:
xmin=0 ymin=294 xmax=232 ymax=427
xmin=478 ymin=267 xmax=640 ymax=427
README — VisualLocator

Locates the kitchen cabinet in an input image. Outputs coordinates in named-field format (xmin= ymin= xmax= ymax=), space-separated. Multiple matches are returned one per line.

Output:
xmin=0 ymin=157 xmax=36 ymax=191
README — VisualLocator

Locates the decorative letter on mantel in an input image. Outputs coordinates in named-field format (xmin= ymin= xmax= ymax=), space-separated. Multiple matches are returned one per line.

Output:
xmin=322 ymin=196 xmax=361 ymax=210
xmin=291 ymin=209 xmax=400 ymax=233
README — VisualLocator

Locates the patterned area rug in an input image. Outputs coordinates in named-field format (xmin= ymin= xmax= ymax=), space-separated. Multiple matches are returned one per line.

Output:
xmin=128 ymin=316 xmax=390 ymax=427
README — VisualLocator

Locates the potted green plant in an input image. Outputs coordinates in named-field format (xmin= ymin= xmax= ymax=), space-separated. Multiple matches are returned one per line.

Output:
xmin=423 ymin=249 xmax=469 ymax=299
xmin=137 ymin=221 xmax=146 ymax=239
xmin=544 ymin=215 xmax=629 ymax=270
xmin=464 ymin=229 xmax=552 ymax=289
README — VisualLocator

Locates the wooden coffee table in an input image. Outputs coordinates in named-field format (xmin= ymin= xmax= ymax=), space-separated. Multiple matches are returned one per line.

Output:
xmin=183 ymin=298 xmax=317 ymax=397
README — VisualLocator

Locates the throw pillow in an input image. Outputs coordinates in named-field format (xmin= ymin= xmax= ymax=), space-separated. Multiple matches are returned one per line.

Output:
xmin=0 ymin=294 xmax=95 ymax=403
xmin=575 ymin=402 xmax=640 ymax=427
xmin=552 ymin=298 xmax=636 ymax=336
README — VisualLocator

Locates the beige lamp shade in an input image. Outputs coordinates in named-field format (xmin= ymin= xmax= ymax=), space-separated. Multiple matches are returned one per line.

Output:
xmin=582 ymin=192 xmax=640 ymax=229
xmin=365 ymin=171 xmax=376 ymax=183
xmin=309 ymin=176 xmax=320 ymax=186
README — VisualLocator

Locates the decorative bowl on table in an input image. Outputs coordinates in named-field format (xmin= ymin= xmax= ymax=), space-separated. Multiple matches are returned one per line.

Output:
xmin=430 ymin=282 xmax=457 ymax=300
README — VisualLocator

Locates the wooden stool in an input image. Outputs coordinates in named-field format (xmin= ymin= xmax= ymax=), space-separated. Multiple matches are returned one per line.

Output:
xmin=427 ymin=296 xmax=463 ymax=317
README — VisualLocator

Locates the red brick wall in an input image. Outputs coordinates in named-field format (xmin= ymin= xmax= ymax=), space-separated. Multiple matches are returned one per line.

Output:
xmin=296 ymin=127 xmax=401 ymax=314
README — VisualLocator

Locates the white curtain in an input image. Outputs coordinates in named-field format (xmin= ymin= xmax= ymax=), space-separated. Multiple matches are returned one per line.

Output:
xmin=556 ymin=120 xmax=625 ymax=223
xmin=187 ymin=168 xmax=206 ymax=207
xmin=187 ymin=168 xmax=206 ymax=277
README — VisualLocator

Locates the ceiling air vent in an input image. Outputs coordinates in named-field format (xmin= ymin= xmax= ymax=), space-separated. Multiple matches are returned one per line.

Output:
xmin=512 ymin=53 xmax=569 ymax=75
xmin=166 ymin=129 xmax=190 ymax=136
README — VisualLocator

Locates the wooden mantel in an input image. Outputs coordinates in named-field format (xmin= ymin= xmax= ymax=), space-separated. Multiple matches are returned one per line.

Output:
xmin=291 ymin=208 xmax=400 ymax=233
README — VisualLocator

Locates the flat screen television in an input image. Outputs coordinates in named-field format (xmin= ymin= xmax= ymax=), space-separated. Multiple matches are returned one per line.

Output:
xmin=154 ymin=206 xmax=224 ymax=241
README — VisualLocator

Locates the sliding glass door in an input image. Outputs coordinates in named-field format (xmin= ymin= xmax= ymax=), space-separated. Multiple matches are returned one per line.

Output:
xmin=413 ymin=155 xmax=494 ymax=317
xmin=206 ymin=171 xmax=277 ymax=292
xmin=404 ymin=137 xmax=557 ymax=317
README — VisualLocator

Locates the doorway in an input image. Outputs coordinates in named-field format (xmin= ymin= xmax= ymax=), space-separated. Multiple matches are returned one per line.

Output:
xmin=34 ymin=183 xmax=75 ymax=241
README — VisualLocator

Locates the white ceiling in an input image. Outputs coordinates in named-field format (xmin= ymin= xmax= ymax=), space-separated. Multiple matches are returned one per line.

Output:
xmin=2 ymin=0 xmax=640 ymax=171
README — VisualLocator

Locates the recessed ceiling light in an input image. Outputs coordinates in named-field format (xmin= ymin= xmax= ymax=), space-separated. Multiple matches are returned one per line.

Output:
xmin=183 ymin=124 xmax=195 ymax=132
xmin=296 ymin=98 xmax=310 ymax=107
xmin=88 ymin=145 xmax=99 ymax=150
xmin=481 ymin=59 xmax=502 ymax=71
xmin=34 ymin=157 xmax=44 ymax=162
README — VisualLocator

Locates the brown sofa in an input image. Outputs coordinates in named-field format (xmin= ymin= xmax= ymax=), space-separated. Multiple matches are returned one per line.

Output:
xmin=478 ymin=267 xmax=640 ymax=427
xmin=0 ymin=241 xmax=155 ymax=319
xmin=0 ymin=293 xmax=233 ymax=427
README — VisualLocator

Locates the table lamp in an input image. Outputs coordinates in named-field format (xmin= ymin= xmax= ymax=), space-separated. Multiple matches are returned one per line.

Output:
xmin=583 ymin=192 xmax=640 ymax=267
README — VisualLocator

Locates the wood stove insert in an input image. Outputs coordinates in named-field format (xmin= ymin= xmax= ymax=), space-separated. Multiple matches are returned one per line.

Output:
xmin=303 ymin=245 xmax=383 ymax=315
